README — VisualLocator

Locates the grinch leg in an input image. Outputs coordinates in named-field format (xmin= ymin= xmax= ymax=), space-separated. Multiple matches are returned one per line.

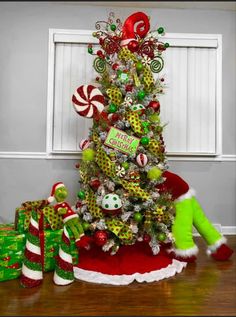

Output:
xmin=53 ymin=226 xmax=75 ymax=285
xmin=192 ymin=197 xmax=233 ymax=260
xmin=171 ymin=191 xmax=199 ymax=260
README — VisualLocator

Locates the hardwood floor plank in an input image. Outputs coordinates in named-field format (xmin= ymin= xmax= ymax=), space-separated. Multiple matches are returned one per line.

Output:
xmin=0 ymin=236 xmax=235 ymax=316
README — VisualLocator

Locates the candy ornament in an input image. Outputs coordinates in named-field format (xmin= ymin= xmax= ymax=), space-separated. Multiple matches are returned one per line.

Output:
xmin=121 ymin=12 xmax=150 ymax=46
xmin=79 ymin=139 xmax=91 ymax=150
xmin=136 ymin=153 xmax=148 ymax=167
xmin=101 ymin=194 xmax=122 ymax=215
xmin=72 ymin=85 xmax=105 ymax=118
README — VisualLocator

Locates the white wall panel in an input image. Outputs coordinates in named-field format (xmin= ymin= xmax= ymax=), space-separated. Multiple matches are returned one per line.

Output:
xmin=49 ymin=31 xmax=221 ymax=156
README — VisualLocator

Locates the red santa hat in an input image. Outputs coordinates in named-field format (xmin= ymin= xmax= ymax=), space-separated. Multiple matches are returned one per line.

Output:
xmin=48 ymin=182 xmax=65 ymax=203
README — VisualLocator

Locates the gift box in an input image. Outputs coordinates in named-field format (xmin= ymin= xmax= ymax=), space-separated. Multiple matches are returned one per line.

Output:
xmin=15 ymin=200 xmax=63 ymax=233
xmin=0 ymin=224 xmax=78 ymax=282
xmin=0 ymin=224 xmax=26 ymax=282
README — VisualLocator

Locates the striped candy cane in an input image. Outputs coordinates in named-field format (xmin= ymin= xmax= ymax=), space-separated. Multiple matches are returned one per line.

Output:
xmin=53 ymin=225 xmax=74 ymax=285
xmin=20 ymin=210 xmax=43 ymax=288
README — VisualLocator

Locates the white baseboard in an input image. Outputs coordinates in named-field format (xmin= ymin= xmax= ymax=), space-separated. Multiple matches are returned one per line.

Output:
xmin=193 ymin=224 xmax=236 ymax=236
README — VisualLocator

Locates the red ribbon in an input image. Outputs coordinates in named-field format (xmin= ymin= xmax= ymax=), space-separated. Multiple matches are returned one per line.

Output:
xmin=38 ymin=212 xmax=45 ymax=270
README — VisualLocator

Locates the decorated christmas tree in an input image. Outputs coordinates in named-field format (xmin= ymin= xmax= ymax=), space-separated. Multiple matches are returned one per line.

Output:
xmin=72 ymin=12 xmax=174 ymax=256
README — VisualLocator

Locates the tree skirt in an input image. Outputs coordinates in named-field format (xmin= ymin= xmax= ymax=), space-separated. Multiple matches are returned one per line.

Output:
xmin=74 ymin=241 xmax=187 ymax=285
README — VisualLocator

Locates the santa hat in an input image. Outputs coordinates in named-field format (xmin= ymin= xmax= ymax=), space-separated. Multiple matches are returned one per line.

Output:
xmin=48 ymin=182 xmax=65 ymax=203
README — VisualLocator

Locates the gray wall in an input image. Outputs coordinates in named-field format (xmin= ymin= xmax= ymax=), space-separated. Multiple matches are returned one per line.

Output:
xmin=0 ymin=2 xmax=235 ymax=227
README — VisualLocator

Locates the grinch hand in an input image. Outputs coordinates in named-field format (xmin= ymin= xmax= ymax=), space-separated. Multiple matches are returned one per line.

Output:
xmin=49 ymin=182 xmax=92 ymax=285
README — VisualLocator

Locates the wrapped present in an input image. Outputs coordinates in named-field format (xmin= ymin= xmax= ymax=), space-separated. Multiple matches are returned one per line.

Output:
xmin=0 ymin=223 xmax=78 ymax=282
xmin=0 ymin=224 xmax=26 ymax=282
xmin=15 ymin=200 xmax=63 ymax=233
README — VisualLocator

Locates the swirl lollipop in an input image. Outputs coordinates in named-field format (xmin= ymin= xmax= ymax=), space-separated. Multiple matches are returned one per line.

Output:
xmin=72 ymin=85 xmax=105 ymax=118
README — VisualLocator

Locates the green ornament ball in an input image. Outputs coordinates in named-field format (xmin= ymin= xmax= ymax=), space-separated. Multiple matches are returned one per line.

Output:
xmin=147 ymin=167 xmax=162 ymax=180
xmin=133 ymin=212 xmax=143 ymax=223
xmin=77 ymin=190 xmax=86 ymax=200
xmin=157 ymin=232 xmax=166 ymax=241
xmin=157 ymin=27 xmax=164 ymax=34
xmin=136 ymin=61 xmax=143 ymax=72
xmin=110 ymin=24 xmax=116 ymax=31
xmin=122 ymin=162 xmax=129 ymax=170
xmin=108 ymin=103 xmax=118 ymax=113
xmin=137 ymin=90 xmax=146 ymax=100
xmin=140 ymin=136 xmax=150 ymax=146
xmin=82 ymin=148 xmax=95 ymax=161
xmin=164 ymin=43 xmax=169 ymax=48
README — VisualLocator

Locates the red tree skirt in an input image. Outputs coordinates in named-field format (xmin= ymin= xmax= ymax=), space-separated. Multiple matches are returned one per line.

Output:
xmin=74 ymin=241 xmax=187 ymax=285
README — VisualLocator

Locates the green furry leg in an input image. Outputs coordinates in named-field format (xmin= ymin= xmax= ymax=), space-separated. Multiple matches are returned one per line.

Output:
xmin=172 ymin=198 xmax=198 ymax=255
xmin=192 ymin=196 xmax=222 ymax=246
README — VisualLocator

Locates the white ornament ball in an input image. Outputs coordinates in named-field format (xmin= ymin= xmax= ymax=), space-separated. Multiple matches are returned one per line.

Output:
xmin=101 ymin=194 xmax=122 ymax=214
xmin=79 ymin=139 xmax=91 ymax=150
xmin=130 ymin=104 xmax=145 ymax=115
xmin=136 ymin=153 xmax=148 ymax=167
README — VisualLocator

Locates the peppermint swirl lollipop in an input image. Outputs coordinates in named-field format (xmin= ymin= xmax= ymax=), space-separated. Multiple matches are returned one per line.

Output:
xmin=72 ymin=85 xmax=105 ymax=118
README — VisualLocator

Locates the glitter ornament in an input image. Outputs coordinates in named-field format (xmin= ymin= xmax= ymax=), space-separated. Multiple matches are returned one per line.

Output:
xmin=94 ymin=230 xmax=109 ymax=246
xmin=148 ymin=100 xmax=160 ymax=112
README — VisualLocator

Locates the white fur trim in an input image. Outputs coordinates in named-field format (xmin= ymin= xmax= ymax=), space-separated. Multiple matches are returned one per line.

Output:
xmin=74 ymin=259 xmax=187 ymax=285
xmin=63 ymin=213 xmax=78 ymax=223
xmin=30 ymin=217 xmax=39 ymax=230
xmin=21 ymin=264 xmax=43 ymax=280
xmin=47 ymin=196 xmax=55 ymax=203
xmin=168 ymin=245 xmax=199 ymax=257
xmin=175 ymin=188 xmax=196 ymax=203
xmin=26 ymin=240 xmax=41 ymax=255
xmin=206 ymin=236 xmax=227 ymax=255
xmin=53 ymin=271 xmax=74 ymax=285
xmin=59 ymin=248 xmax=73 ymax=264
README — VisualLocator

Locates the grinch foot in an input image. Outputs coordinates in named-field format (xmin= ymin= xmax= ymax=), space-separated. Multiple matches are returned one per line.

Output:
xmin=168 ymin=251 xmax=197 ymax=263
xmin=210 ymin=244 xmax=234 ymax=261
xmin=166 ymin=245 xmax=198 ymax=263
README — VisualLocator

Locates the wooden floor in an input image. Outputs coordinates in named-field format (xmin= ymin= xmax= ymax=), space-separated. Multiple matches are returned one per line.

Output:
xmin=0 ymin=236 xmax=235 ymax=316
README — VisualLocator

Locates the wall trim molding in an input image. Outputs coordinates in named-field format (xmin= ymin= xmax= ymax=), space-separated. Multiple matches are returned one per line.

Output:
xmin=193 ymin=224 xmax=236 ymax=236
xmin=0 ymin=152 xmax=236 ymax=161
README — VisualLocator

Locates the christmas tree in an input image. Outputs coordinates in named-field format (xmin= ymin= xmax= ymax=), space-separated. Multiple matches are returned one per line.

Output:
xmin=72 ymin=11 xmax=174 ymax=256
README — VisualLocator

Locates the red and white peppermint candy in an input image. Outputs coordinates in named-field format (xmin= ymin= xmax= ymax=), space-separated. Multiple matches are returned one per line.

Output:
xmin=79 ymin=139 xmax=91 ymax=150
xmin=136 ymin=153 xmax=148 ymax=167
xmin=72 ymin=85 xmax=105 ymax=118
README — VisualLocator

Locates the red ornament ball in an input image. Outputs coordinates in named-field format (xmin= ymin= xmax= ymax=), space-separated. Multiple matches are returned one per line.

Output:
xmin=112 ymin=63 xmax=119 ymax=70
xmin=128 ymin=40 xmax=139 ymax=52
xmin=143 ymin=233 xmax=151 ymax=243
xmin=94 ymin=230 xmax=109 ymax=246
xmin=89 ymin=179 xmax=101 ymax=191
xmin=125 ymin=84 xmax=133 ymax=92
xmin=108 ymin=113 xmax=120 ymax=122
xmin=148 ymin=100 xmax=160 ymax=112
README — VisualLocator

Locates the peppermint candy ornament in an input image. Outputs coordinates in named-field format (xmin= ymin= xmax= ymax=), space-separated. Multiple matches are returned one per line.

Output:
xmin=79 ymin=139 xmax=91 ymax=150
xmin=72 ymin=85 xmax=105 ymax=118
xmin=136 ymin=153 xmax=148 ymax=167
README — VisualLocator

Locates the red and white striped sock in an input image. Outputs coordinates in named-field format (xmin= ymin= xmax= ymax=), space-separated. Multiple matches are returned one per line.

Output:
xmin=20 ymin=210 xmax=43 ymax=288
xmin=53 ymin=225 xmax=75 ymax=285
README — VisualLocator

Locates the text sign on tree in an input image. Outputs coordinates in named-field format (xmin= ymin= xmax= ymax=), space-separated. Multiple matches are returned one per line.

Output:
xmin=104 ymin=127 xmax=140 ymax=155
